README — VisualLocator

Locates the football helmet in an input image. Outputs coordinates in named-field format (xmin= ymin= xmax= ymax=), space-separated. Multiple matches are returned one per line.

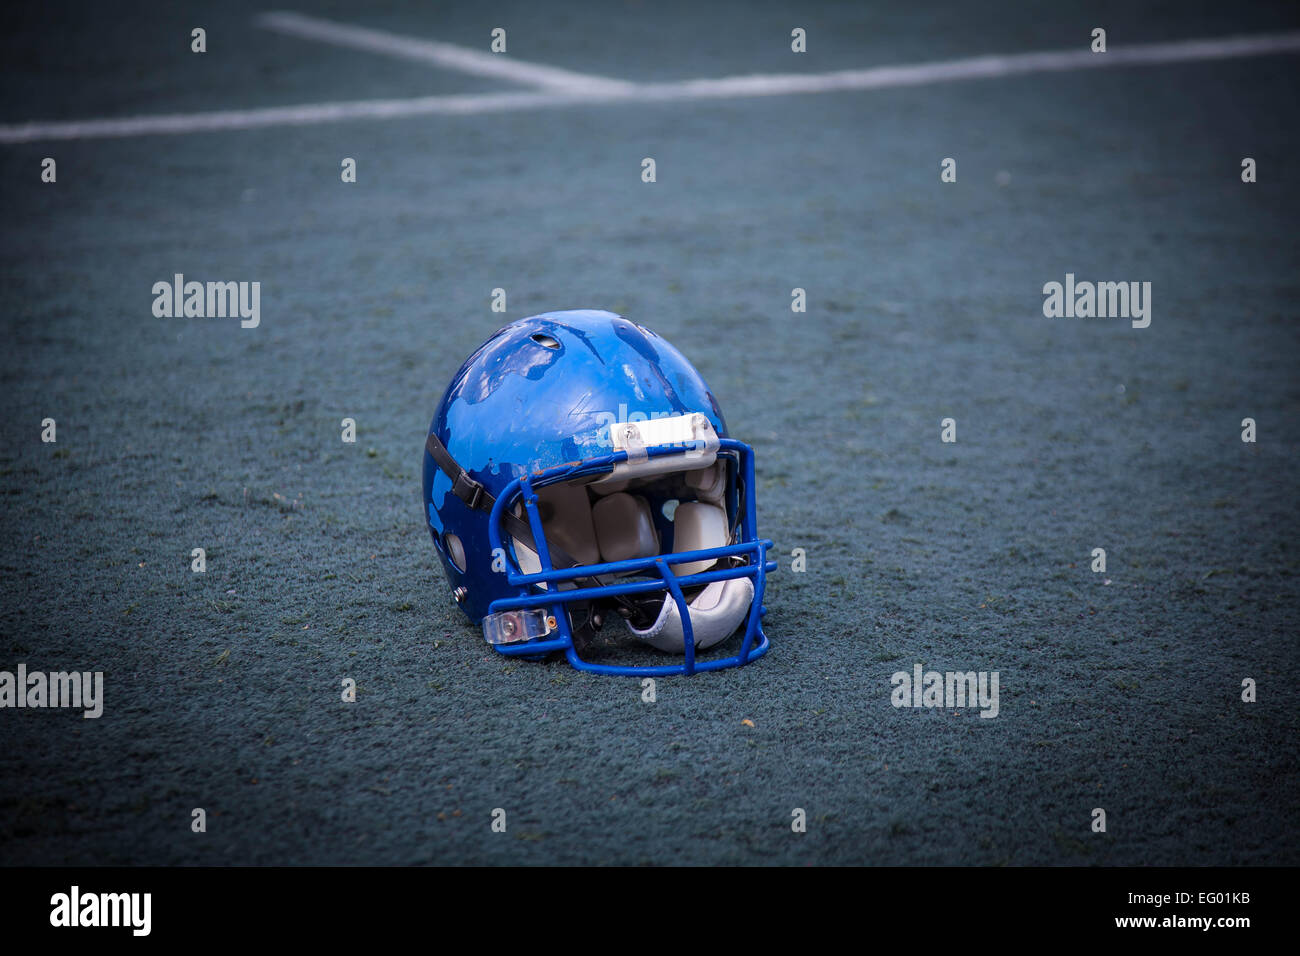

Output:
xmin=422 ymin=309 xmax=774 ymax=675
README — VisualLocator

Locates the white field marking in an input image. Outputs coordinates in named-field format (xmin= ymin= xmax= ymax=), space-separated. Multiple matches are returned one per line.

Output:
xmin=256 ymin=11 xmax=636 ymax=93
xmin=2 ymin=30 xmax=1299 ymax=144
xmin=634 ymin=30 xmax=1300 ymax=100
xmin=0 ymin=91 xmax=584 ymax=143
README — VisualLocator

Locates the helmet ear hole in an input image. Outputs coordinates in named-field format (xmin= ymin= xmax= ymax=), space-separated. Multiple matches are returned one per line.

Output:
xmin=444 ymin=532 xmax=467 ymax=572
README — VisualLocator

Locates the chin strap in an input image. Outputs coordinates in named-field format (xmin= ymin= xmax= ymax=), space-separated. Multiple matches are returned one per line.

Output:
xmin=426 ymin=431 xmax=559 ymax=562
xmin=424 ymin=432 xmax=489 ymax=512
xmin=426 ymin=432 xmax=637 ymax=612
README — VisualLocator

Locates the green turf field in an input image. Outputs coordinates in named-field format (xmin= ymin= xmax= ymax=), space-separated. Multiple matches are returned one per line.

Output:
xmin=2 ymin=0 xmax=1298 ymax=865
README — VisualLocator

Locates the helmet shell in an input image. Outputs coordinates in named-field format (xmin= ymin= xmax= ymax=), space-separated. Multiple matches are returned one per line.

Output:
xmin=423 ymin=310 xmax=729 ymax=621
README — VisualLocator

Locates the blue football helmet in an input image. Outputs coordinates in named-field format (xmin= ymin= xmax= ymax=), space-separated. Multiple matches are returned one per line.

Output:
xmin=422 ymin=310 xmax=775 ymax=675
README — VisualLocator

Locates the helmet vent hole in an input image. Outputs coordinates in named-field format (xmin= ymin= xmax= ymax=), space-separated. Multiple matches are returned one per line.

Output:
xmin=531 ymin=333 xmax=560 ymax=350
xmin=444 ymin=532 xmax=467 ymax=573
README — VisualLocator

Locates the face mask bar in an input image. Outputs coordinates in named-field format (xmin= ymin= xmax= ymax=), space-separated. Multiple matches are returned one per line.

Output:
xmin=484 ymin=437 xmax=775 ymax=676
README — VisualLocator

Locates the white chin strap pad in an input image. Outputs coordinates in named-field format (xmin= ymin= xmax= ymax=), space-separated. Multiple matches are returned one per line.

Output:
xmin=627 ymin=576 xmax=754 ymax=653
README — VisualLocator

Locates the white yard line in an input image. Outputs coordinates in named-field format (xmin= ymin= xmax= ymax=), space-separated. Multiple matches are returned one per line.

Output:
xmin=2 ymin=29 xmax=1298 ymax=144
xmin=636 ymin=30 xmax=1300 ymax=100
xmin=0 ymin=92 xmax=583 ymax=143
xmin=256 ymin=11 xmax=636 ymax=93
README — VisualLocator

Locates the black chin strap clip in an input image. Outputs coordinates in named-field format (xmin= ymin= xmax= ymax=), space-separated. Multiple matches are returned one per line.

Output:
xmin=427 ymin=432 xmax=493 ymax=514
xmin=453 ymin=472 xmax=485 ymax=512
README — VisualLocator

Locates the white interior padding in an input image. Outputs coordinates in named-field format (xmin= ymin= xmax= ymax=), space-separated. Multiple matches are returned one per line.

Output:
xmin=592 ymin=492 xmax=659 ymax=563
xmin=670 ymin=501 xmax=728 ymax=576
xmin=512 ymin=483 xmax=600 ymax=584
xmin=685 ymin=462 xmax=726 ymax=504
xmin=540 ymin=483 xmax=601 ymax=565
xmin=514 ymin=537 xmax=542 ymax=577
xmin=627 ymin=576 xmax=754 ymax=652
